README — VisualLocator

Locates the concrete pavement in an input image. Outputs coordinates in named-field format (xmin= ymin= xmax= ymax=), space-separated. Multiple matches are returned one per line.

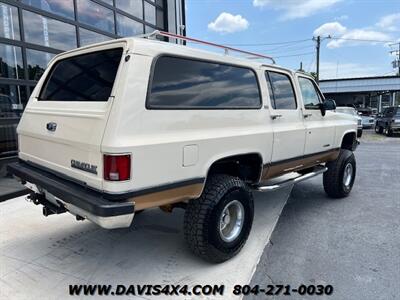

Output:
xmin=0 ymin=183 xmax=292 ymax=299
xmin=248 ymin=132 xmax=400 ymax=300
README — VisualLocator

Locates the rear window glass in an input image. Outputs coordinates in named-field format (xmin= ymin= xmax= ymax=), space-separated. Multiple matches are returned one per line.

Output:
xmin=147 ymin=56 xmax=261 ymax=109
xmin=39 ymin=48 xmax=123 ymax=101
xmin=266 ymin=71 xmax=297 ymax=110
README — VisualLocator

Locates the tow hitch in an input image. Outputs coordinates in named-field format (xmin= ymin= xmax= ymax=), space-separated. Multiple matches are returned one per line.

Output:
xmin=28 ymin=193 xmax=67 ymax=216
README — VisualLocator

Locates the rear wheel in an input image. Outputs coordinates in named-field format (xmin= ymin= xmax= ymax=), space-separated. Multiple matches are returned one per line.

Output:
xmin=323 ymin=149 xmax=356 ymax=198
xmin=184 ymin=174 xmax=254 ymax=263
xmin=385 ymin=127 xmax=392 ymax=137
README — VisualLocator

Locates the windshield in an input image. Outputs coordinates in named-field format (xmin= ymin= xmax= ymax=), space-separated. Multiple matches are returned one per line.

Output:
xmin=39 ymin=48 xmax=123 ymax=101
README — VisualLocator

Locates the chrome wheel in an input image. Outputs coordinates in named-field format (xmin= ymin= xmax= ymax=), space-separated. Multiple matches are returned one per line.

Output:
xmin=219 ymin=200 xmax=244 ymax=242
xmin=343 ymin=163 xmax=353 ymax=187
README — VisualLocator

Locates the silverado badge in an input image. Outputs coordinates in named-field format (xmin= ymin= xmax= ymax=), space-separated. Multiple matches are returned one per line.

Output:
xmin=71 ymin=160 xmax=98 ymax=175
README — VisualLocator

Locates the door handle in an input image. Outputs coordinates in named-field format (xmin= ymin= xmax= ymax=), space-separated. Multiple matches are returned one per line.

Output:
xmin=271 ymin=114 xmax=282 ymax=120
xmin=303 ymin=113 xmax=312 ymax=118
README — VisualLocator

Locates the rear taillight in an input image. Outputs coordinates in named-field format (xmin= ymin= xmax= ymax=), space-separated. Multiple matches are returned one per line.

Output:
xmin=103 ymin=154 xmax=131 ymax=181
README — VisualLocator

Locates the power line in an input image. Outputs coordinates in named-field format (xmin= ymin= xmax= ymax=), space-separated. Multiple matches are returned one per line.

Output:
xmin=262 ymin=44 xmax=315 ymax=54
xmin=274 ymin=51 xmax=315 ymax=59
xmin=327 ymin=36 xmax=396 ymax=43
xmin=224 ymin=38 xmax=311 ymax=47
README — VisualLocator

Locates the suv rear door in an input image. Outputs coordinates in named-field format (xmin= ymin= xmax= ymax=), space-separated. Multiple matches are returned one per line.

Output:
xmin=264 ymin=69 xmax=306 ymax=166
xmin=17 ymin=42 xmax=127 ymax=190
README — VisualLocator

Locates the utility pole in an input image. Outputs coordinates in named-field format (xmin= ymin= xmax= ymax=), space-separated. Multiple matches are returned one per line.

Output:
xmin=314 ymin=36 xmax=321 ymax=83
xmin=313 ymin=35 xmax=331 ymax=82
xmin=390 ymin=42 xmax=400 ymax=76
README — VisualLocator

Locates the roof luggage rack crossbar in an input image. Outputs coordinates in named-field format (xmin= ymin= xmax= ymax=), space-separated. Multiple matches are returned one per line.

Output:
xmin=141 ymin=30 xmax=276 ymax=64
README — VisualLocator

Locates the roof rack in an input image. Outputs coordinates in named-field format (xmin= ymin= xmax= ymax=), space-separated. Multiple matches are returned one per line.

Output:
xmin=141 ymin=30 xmax=276 ymax=64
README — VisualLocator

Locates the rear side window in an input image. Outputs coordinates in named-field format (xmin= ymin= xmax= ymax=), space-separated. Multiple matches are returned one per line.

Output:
xmin=39 ymin=48 xmax=123 ymax=101
xmin=147 ymin=56 xmax=261 ymax=109
xmin=266 ymin=71 xmax=297 ymax=110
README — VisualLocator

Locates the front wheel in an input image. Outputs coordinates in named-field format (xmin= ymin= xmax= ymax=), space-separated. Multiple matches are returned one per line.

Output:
xmin=323 ymin=149 xmax=356 ymax=198
xmin=376 ymin=125 xmax=383 ymax=134
xmin=184 ymin=174 xmax=254 ymax=263
xmin=385 ymin=127 xmax=392 ymax=137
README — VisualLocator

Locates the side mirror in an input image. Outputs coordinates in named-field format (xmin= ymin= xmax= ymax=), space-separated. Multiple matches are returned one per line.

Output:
xmin=320 ymin=99 xmax=336 ymax=116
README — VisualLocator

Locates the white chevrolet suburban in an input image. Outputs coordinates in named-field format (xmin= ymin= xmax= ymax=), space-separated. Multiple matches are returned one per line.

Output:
xmin=8 ymin=33 xmax=359 ymax=263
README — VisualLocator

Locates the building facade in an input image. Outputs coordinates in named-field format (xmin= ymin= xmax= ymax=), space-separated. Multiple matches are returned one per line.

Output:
xmin=0 ymin=0 xmax=185 ymax=159
xmin=319 ymin=76 xmax=400 ymax=114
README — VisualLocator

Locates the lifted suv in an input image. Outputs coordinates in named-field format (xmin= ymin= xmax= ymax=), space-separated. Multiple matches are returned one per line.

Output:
xmin=8 ymin=33 xmax=359 ymax=262
xmin=375 ymin=106 xmax=400 ymax=136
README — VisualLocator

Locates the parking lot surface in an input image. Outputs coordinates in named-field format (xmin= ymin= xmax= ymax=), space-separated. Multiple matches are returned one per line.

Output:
xmin=0 ymin=182 xmax=292 ymax=299
xmin=249 ymin=131 xmax=400 ymax=300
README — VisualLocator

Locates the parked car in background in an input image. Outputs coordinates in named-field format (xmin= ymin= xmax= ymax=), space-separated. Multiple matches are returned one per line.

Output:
xmin=336 ymin=106 xmax=363 ymax=137
xmin=375 ymin=106 xmax=400 ymax=136
xmin=357 ymin=108 xmax=375 ymax=129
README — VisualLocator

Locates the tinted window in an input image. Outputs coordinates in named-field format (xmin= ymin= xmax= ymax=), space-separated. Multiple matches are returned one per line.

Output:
xmin=144 ymin=2 xmax=156 ymax=25
xmin=298 ymin=77 xmax=321 ymax=108
xmin=77 ymin=0 xmax=115 ymax=34
xmin=266 ymin=71 xmax=296 ymax=110
xmin=148 ymin=56 xmax=261 ymax=109
xmin=0 ymin=44 xmax=24 ymax=79
xmin=79 ymin=28 xmax=112 ymax=46
xmin=116 ymin=14 xmax=144 ymax=36
xmin=115 ymin=0 xmax=143 ymax=19
xmin=39 ymin=48 xmax=122 ymax=101
xmin=156 ymin=8 xmax=164 ymax=28
xmin=27 ymin=49 xmax=56 ymax=81
xmin=23 ymin=10 xmax=76 ymax=51
xmin=22 ymin=0 xmax=75 ymax=20
xmin=0 ymin=3 xmax=20 ymax=40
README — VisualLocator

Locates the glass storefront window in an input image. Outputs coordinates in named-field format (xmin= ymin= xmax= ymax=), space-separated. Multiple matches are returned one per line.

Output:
xmin=23 ymin=10 xmax=77 ymax=51
xmin=144 ymin=2 xmax=156 ymax=25
xmin=77 ymin=0 xmax=115 ymax=34
xmin=99 ymin=0 xmax=114 ymax=6
xmin=156 ymin=8 xmax=164 ymax=28
xmin=116 ymin=14 xmax=143 ymax=36
xmin=115 ymin=0 xmax=143 ymax=19
xmin=79 ymin=28 xmax=112 ymax=46
xmin=0 ymin=84 xmax=27 ymax=108
xmin=0 ymin=44 xmax=24 ymax=79
xmin=0 ymin=3 xmax=20 ymax=40
xmin=145 ymin=26 xmax=156 ymax=33
xmin=26 ymin=48 xmax=55 ymax=81
xmin=0 ymin=84 xmax=27 ymax=157
xmin=22 ymin=0 xmax=75 ymax=20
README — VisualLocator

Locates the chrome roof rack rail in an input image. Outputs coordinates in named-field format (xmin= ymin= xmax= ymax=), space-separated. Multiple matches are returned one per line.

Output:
xmin=140 ymin=30 xmax=276 ymax=64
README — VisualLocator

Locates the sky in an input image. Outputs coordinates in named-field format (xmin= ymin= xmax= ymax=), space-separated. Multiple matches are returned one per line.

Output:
xmin=185 ymin=0 xmax=400 ymax=79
